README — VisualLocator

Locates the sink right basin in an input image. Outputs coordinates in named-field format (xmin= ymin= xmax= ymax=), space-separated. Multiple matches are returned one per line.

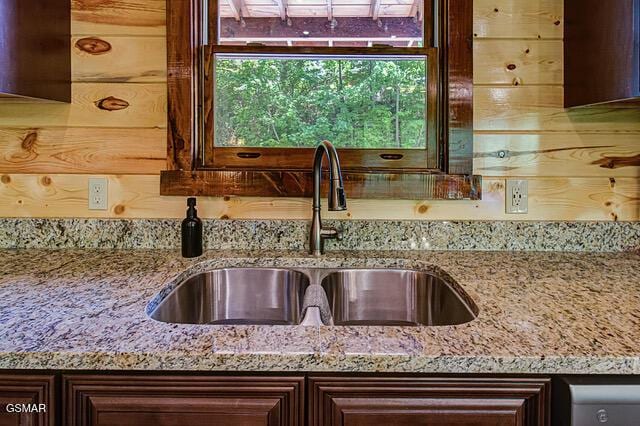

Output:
xmin=321 ymin=269 xmax=477 ymax=326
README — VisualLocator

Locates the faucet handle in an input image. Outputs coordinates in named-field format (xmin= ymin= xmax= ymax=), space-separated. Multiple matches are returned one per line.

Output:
xmin=321 ymin=227 xmax=343 ymax=241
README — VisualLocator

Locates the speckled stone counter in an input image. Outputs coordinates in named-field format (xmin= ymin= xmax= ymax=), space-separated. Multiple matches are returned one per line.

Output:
xmin=2 ymin=218 xmax=639 ymax=251
xmin=1 ymin=249 xmax=639 ymax=374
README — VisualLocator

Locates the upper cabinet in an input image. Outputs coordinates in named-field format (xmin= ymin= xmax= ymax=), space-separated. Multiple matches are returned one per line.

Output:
xmin=564 ymin=0 xmax=640 ymax=107
xmin=0 ymin=0 xmax=71 ymax=102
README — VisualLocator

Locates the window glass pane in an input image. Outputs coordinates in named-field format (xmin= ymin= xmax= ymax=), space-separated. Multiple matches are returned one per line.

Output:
xmin=217 ymin=1 xmax=425 ymax=47
xmin=214 ymin=55 xmax=427 ymax=149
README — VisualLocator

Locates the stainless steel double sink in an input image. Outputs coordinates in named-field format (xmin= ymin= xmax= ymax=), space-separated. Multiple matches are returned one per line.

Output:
xmin=148 ymin=267 xmax=477 ymax=327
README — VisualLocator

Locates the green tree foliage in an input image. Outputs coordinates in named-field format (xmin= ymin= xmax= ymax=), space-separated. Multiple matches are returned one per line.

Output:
xmin=215 ymin=57 xmax=427 ymax=149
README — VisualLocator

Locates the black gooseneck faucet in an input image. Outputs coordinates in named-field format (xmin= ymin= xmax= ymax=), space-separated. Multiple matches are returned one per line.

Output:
xmin=309 ymin=140 xmax=347 ymax=256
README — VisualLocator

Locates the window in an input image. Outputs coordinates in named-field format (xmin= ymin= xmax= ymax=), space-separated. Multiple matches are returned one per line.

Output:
xmin=206 ymin=0 xmax=437 ymax=171
xmin=162 ymin=0 xmax=478 ymax=199
xmin=214 ymin=56 xmax=428 ymax=150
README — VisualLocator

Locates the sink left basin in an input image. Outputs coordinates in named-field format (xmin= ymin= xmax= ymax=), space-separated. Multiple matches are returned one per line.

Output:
xmin=149 ymin=268 xmax=310 ymax=325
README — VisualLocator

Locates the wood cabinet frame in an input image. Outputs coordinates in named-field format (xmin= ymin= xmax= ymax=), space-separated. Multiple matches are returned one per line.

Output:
xmin=161 ymin=0 xmax=479 ymax=200
xmin=0 ymin=372 xmax=551 ymax=426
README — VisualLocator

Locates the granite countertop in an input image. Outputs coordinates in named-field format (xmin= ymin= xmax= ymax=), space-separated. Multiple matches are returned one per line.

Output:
xmin=0 ymin=249 xmax=639 ymax=374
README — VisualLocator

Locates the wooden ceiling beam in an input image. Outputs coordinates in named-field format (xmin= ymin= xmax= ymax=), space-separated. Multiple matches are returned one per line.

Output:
xmin=220 ymin=36 xmax=422 ymax=43
xmin=227 ymin=0 xmax=241 ymax=21
xmin=239 ymin=0 xmax=250 ymax=17
xmin=370 ymin=0 xmax=381 ymax=20
xmin=219 ymin=17 xmax=422 ymax=38
xmin=274 ymin=0 xmax=287 ymax=21
xmin=220 ymin=0 xmax=421 ymax=20
xmin=409 ymin=0 xmax=419 ymax=19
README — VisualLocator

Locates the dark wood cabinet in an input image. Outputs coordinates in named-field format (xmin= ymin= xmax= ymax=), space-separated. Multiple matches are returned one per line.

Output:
xmin=1 ymin=373 xmax=552 ymax=426
xmin=0 ymin=374 xmax=55 ymax=426
xmin=0 ymin=0 xmax=70 ymax=101
xmin=564 ymin=0 xmax=640 ymax=107
xmin=63 ymin=375 xmax=304 ymax=426
xmin=309 ymin=377 xmax=550 ymax=426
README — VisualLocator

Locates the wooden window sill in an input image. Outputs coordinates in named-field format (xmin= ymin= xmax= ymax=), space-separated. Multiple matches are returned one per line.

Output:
xmin=160 ymin=170 xmax=482 ymax=200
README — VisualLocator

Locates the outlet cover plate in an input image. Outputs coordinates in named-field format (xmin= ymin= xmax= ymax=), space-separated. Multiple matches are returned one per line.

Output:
xmin=506 ymin=179 xmax=528 ymax=214
xmin=88 ymin=177 xmax=108 ymax=210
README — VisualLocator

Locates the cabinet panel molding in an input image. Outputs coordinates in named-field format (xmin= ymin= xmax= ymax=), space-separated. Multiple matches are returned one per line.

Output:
xmin=309 ymin=377 xmax=550 ymax=426
xmin=63 ymin=375 xmax=304 ymax=426
xmin=0 ymin=374 xmax=55 ymax=426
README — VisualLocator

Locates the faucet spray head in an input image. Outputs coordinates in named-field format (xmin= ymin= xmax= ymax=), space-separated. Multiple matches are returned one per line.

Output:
xmin=328 ymin=183 xmax=347 ymax=211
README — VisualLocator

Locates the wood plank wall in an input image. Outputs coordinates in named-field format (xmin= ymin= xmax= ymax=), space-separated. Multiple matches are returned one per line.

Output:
xmin=0 ymin=0 xmax=638 ymax=220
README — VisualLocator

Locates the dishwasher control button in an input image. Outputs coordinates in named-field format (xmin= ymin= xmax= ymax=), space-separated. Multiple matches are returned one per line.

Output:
xmin=596 ymin=409 xmax=608 ymax=423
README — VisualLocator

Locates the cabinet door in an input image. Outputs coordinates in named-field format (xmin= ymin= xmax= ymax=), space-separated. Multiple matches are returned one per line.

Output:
xmin=564 ymin=0 xmax=640 ymax=106
xmin=0 ymin=374 xmax=55 ymax=426
xmin=64 ymin=375 xmax=304 ymax=426
xmin=309 ymin=377 xmax=550 ymax=426
xmin=0 ymin=0 xmax=70 ymax=101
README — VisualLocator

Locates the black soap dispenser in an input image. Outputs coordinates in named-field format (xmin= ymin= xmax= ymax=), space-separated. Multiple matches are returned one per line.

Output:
xmin=181 ymin=197 xmax=203 ymax=258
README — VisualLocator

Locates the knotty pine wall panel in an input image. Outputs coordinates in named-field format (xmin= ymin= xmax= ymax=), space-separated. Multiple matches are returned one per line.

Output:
xmin=72 ymin=36 xmax=166 ymax=83
xmin=0 ymin=174 xmax=636 ymax=221
xmin=0 ymin=128 xmax=165 ymax=174
xmin=71 ymin=0 xmax=166 ymax=36
xmin=474 ymin=133 xmax=640 ymax=178
xmin=474 ymin=39 xmax=562 ymax=85
xmin=0 ymin=83 xmax=166 ymax=128
xmin=474 ymin=86 xmax=640 ymax=132
xmin=0 ymin=0 xmax=638 ymax=220
xmin=474 ymin=0 xmax=563 ymax=39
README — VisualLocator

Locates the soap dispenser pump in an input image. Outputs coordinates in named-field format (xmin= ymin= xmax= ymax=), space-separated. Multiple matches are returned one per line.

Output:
xmin=181 ymin=197 xmax=203 ymax=258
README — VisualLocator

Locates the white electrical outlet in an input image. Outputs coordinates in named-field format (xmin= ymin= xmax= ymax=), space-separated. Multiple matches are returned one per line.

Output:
xmin=88 ymin=178 xmax=108 ymax=210
xmin=506 ymin=179 xmax=528 ymax=214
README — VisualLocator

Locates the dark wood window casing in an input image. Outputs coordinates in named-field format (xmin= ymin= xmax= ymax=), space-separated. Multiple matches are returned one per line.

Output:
xmin=161 ymin=0 xmax=480 ymax=200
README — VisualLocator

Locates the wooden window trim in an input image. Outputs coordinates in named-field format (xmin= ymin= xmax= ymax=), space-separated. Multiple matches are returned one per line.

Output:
xmin=161 ymin=0 xmax=480 ymax=200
